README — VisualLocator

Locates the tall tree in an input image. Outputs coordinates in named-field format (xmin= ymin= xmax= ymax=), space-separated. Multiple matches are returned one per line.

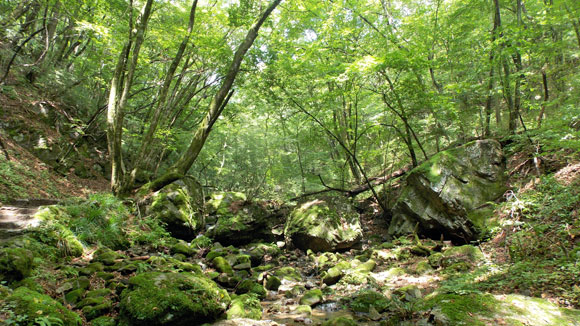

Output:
xmin=141 ymin=0 xmax=282 ymax=193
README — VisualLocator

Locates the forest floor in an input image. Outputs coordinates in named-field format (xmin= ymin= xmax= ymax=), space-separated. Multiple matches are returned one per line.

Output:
xmin=1 ymin=83 xmax=579 ymax=325
xmin=1 ymin=156 xmax=579 ymax=325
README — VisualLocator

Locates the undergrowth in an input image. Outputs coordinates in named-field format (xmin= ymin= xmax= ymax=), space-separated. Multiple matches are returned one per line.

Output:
xmin=32 ymin=194 xmax=172 ymax=254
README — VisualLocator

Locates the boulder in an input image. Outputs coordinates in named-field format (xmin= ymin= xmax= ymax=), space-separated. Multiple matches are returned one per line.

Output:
xmin=5 ymin=287 xmax=82 ymax=326
xmin=284 ymin=197 xmax=362 ymax=252
xmin=0 ymin=247 xmax=35 ymax=283
xmin=146 ymin=178 xmax=204 ymax=240
xmin=207 ymin=192 xmax=281 ymax=246
xmin=119 ymin=272 xmax=230 ymax=326
xmin=388 ymin=140 xmax=507 ymax=243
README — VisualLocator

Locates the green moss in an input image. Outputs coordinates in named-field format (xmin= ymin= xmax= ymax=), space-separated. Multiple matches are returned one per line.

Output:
xmin=90 ymin=316 xmax=117 ymax=326
xmin=82 ymin=299 xmax=113 ymax=320
xmin=284 ymin=199 xmax=361 ymax=252
xmin=274 ymin=267 xmax=302 ymax=281
xmin=65 ymin=288 xmax=85 ymax=305
xmin=246 ymin=242 xmax=281 ymax=264
xmin=349 ymin=289 xmax=390 ymax=313
xmin=119 ymin=272 xmax=230 ymax=326
xmin=355 ymin=259 xmax=376 ymax=272
xmin=442 ymin=245 xmax=484 ymax=266
xmin=236 ymin=279 xmax=266 ymax=298
xmin=226 ymin=293 xmax=262 ymax=320
xmin=213 ymin=256 xmax=234 ymax=275
xmin=206 ymin=249 xmax=226 ymax=261
xmin=170 ymin=240 xmax=195 ymax=256
xmin=420 ymin=293 xmax=580 ymax=326
xmin=92 ymin=248 xmax=124 ymax=265
xmin=6 ymin=287 xmax=82 ymax=326
xmin=322 ymin=266 xmax=344 ymax=285
xmin=383 ymin=267 xmax=406 ymax=279
xmin=206 ymin=192 xmax=247 ymax=214
xmin=414 ymin=261 xmax=433 ymax=274
xmin=299 ymin=289 xmax=323 ymax=306
xmin=265 ymin=275 xmax=281 ymax=291
xmin=321 ymin=317 xmax=357 ymax=326
xmin=393 ymin=285 xmax=422 ymax=301
xmin=0 ymin=247 xmax=35 ymax=283
xmin=428 ymin=252 xmax=444 ymax=268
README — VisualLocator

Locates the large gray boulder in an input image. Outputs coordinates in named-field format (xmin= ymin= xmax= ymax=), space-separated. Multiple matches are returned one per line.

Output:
xmin=284 ymin=197 xmax=362 ymax=252
xmin=388 ymin=139 xmax=507 ymax=243
xmin=146 ymin=178 xmax=204 ymax=240
xmin=206 ymin=192 xmax=282 ymax=246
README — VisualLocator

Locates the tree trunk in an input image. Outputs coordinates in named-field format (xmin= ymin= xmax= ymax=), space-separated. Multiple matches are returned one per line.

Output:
xmin=107 ymin=0 xmax=154 ymax=194
xmin=484 ymin=0 xmax=501 ymax=137
xmin=142 ymin=0 xmax=282 ymax=193
xmin=537 ymin=70 xmax=548 ymax=127
xmin=123 ymin=0 xmax=199 ymax=193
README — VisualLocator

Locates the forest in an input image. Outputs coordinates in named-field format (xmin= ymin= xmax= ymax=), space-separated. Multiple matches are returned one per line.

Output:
xmin=0 ymin=0 xmax=579 ymax=325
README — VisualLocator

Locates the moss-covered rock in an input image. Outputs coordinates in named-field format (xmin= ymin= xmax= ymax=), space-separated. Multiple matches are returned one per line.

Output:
xmin=355 ymin=259 xmax=376 ymax=272
xmin=33 ymin=207 xmax=85 ymax=257
xmin=226 ymin=294 xmax=262 ymax=320
xmin=393 ymin=285 xmax=422 ymax=302
xmin=207 ymin=192 xmax=280 ymax=246
xmin=413 ymin=261 xmax=433 ymax=274
xmin=349 ymin=289 xmax=390 ymax=313
xmin=322 ymin=266 xmax=344 ymax=285
xmin=321 ymin=316 xmax=357 ymax=326
xmin=92 ymin=247 xmax=124 ymax=265
xmin=245 ymin=242 xmax=281 ymax=265
xmin=265 ymin=275 xmax=281 ymax=291
xmin=428 ymin=252 xmax=444 ymax=268
xmin=419 ymin=292 xmax=580 ymax=326
xmin=284 ymin=197 xmax=362 ymax=252
xmin=170 ymin=240 xmax=196 ymax=256
xmin=146 ymin=179 xmax=204 ymax=240
xmin=232 ymin=254 xmax=252 ymax=270
xmin=274 ymin=267 xmax=302 ymax=281
xmin=64 ymin=288 xmax=85 ymax=305
xmin=388 ymin=140 xmax=507 ymax=243
xmin=119 ymin=272 xmax=230 ymax=326
xmin=0 ymin=247 xmax=35 ymax=283
xmin=78 ymin=262 xmax=105 ymax=276
xmin=299 ymin=289 xmax=323 ymax=306
xmin=213 ymin=256 xmax=234 ymax=275
xmin=295 ymin=305 xmax=312 ymax=316
xmin=441 ymin=245 xmax=484 ymax=267
xmin=81 ymin=297 xmax=113 ymax=320
xmin=90 ymin=316 xmax=117 ymax=326
xmin=236 ymin=279 xmax=267 ymax=298
xmin=5 ymin=287 xmax=82 ymax=326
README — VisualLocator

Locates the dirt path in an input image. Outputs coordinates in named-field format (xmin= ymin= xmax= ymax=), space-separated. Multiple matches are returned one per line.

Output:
xmin=0 ymin=199 xmax=59 ymax=240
